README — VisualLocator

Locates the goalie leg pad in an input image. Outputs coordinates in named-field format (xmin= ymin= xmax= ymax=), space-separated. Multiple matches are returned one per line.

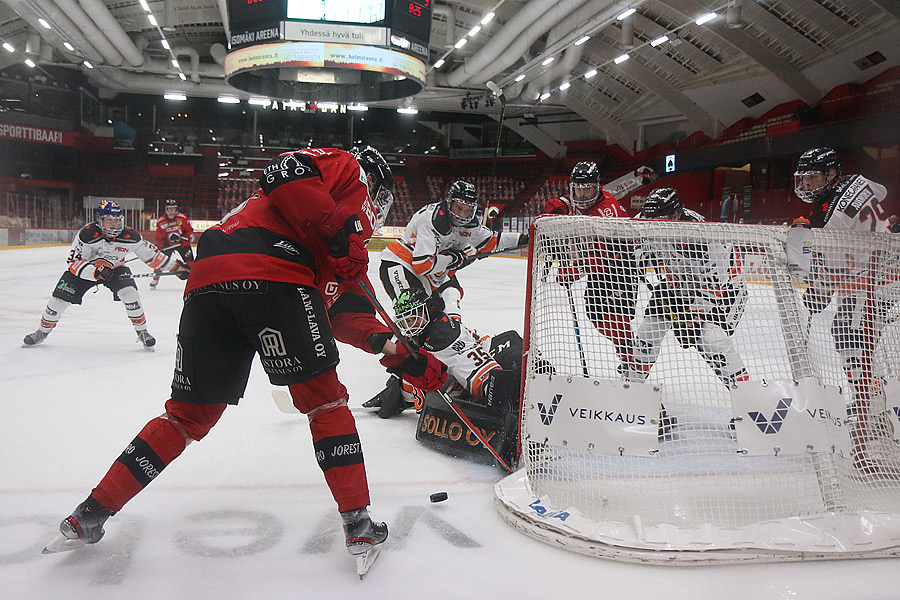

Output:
xmin=697 ymin=322 xmax=747 ymax=383
xmin=416 ymin=387 xmax=518 ymax=468
xmin=633 ymin=316 xmax=668 ymax=371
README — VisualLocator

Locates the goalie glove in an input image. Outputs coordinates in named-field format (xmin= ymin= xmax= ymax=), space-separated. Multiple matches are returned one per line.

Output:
xmin=170 ymin=260 xmax=191 ymax=281
xmin=544 ymin=197 xmax=571 ymax=215
xmin=327 ymin=214 xmax=368 ymax=282
xmin=380 ymin=345 xmax=448 ymax=392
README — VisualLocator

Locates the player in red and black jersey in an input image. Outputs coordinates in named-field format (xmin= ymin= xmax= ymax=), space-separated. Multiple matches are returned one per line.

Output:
xmin=49 ymin=147 xmax=447 ymax=565
xmin=150 ymin=199 xmax=194 ymax=289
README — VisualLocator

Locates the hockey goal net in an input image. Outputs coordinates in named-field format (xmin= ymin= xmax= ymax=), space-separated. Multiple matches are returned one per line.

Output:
xmin=495 ymin=215 xmax=900 ymax=564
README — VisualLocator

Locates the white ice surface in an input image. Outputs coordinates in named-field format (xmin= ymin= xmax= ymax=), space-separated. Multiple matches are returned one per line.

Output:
xmin=0 ymin=245 xmax=897 ymax=599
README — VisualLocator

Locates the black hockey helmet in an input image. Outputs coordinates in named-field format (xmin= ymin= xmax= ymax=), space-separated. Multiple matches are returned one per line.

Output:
xmin=350 ymin=145 xmax=394 ymax=230
xmin=569 ymin=161 xmax=602 ymax=210
xmin=164 ymin=199 xmax=177 ymax=218
xmin=794 ymin=147 xmax=841 ymax=204
xmin=444 ymin=180 xmax=479 ymax=228
xmin=96 ymin=200 xmax=124 ymax=238
xmin=641 ymin=188 xmax=683 ymax=219
xmin=393 ymin=287 xmax=433 ymax=337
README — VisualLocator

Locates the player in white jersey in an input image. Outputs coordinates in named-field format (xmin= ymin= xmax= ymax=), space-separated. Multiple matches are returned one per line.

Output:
xmin=22 ymin=200 xmax=190 ymax=349
xmin=625 ymin=188 xmax=750 ymax=386
xmin=792 ymin=147 xmax=895 ymax=476
xmin=379 ymin=180 xmax=526 ymax=321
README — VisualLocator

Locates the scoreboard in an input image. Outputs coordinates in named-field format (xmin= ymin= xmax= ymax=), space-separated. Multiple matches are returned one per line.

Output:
xmin=226 ymin=0 xmax=433 ymax=60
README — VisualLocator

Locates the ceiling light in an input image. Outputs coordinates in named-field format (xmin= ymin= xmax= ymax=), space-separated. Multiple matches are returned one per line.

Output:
xmin=455 ymin=38 xmax=467 ymax=49
xmin=514 ymin=73 xmax=526 ymax=82
xmin=481 ymin=12 xmax=495 ymax=25
xmin=161 ymin=39 xmax=170 ymax=50
xmin=217 ymin=96 xmax=240 ymax=103
xmin=318 ymin=102 xmax=339 ymax=111
xmin=3 ymin=43 xmax=15 ymax=53
xmin=139 ymin=0 xmax=150 ymax=10
xmin=614 ymin=54 xmax=630 ymax=64
xmin=148 ymin=15 xmax=158 ymax=26
xmin=434 ymin=58 xmax=445 ymax=69
xmin=171 ymin=59 xmax=179 ymax=68
xmin=83 ymin=61 xmax=93 ymax=69
xmin=63 ymin=42 xmax=75 ymax=52
xmin=695 ymin=12 xmax=717 ymax=26
xmin=539 ymin=92 xmax=552 ymax=101
xmin=574 ymin=36 xmax=590 ymax=46
xmin=164 ymin=93 xmax=187 ymax=101
xmin=24 ymin=58 xmax=36 ymax=68
xmin=347 ymin=104 xmax=369 ymax=111
xmin=468 ymin=26 xmax=481 ymax=37
xmin=397 ymin=107 xmax=419 ymax=114
xmin=650 ymin=35 xmax=669 ymax=47
xmin=248 ymin=97 xmax=270 ymax=106
xmin=559 ymin=82 xmax=571 ymax=91
xmin=178 ymin=72 xmax=186 ymax=81
xmin=617 ymin=8 xmax=636 ymax=20
xmin=541 ymin=56 xmax=555 ymax=66
xmin=584 ymin=69 xmax=598 ymax=78
xmin=37 ymin=18 xmax=51 ymax=30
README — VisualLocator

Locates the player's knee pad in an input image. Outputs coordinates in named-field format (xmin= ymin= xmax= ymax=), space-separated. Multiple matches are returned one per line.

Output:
xmin=633 ymin=317 xmax=667 ymax=366
xmin=287 ymin=370 xmax=348 ymax=414
xmin=116 ymin=285 xmax=141 ymax=304
xmin=46 ymin=296 xmax=71 ymax=315
xmin=698 ymin=323 xmax=746 ymax=380
xmin=163 ymin=398 xmax=227 ymax=441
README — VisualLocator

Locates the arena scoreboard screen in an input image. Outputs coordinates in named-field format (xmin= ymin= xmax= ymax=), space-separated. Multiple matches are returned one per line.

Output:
xmin=226 ymin=0 xmax=432 ymax=60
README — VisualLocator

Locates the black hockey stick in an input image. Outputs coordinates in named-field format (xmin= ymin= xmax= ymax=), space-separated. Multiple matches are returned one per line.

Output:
xmin=358 ymin=276 xmax=514 ymax=472
xmin=564 ymin=283 xmax=590 ymax=377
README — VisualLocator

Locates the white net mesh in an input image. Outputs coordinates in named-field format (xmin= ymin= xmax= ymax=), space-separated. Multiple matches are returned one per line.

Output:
xmin=496 ymin=216 xmax=900 ymax=563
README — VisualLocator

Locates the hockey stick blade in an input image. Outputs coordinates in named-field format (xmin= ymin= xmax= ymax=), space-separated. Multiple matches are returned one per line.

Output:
xmin=272 ymin=389 xmax=300 ymax=414
xmin=42 ymin=534 xmax=90 ymax=554
xmin=356 ymin=544 xmax=382 ymax=580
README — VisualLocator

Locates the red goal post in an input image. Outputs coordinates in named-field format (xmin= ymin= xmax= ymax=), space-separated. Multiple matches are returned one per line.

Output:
xmin=496 ymin=215 xmax=900 ymax=564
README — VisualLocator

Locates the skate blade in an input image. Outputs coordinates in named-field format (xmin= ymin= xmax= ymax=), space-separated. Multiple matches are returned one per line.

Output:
xmin=42 ymin=534 xmax=89 ymax=554
xmin=356 ymin=545 xmax=382 ymax=580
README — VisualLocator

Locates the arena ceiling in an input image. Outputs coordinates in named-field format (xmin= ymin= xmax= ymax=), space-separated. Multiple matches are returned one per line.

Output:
xmin=1 ymin=0 xmax=899 ymax=155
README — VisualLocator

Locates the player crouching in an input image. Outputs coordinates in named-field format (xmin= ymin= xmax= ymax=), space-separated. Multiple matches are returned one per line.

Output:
xmin=366 ymin=287 xmax=528 ymax=468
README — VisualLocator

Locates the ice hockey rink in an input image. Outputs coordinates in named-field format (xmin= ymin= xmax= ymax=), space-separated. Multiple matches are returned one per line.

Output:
xmin=1 ymin=244 xmax=898 ymax=600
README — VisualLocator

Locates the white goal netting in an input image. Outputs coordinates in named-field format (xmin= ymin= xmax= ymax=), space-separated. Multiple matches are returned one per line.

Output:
xmin=495 ymin=216 xmax=900 ymax=564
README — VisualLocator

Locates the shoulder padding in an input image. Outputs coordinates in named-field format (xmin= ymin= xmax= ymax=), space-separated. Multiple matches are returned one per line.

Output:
xmin=431 ymin=204 xmax=453 ymax=236
xmin=422 ymin=315 xmax=461 ymax=352
xmin=79 ymin=224 xmax=104 ymax=243
xmin=118 ymin=228 xmax=143 ymax=242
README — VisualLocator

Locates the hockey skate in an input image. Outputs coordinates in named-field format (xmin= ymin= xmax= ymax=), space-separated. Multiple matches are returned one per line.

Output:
xmin=43 ymin=495 xmax=114 ymax=554
xmin=22 ymin=329 xmax=49 ymax=347
xmin=137 ymin=330 xmax=156 ymax=350
xmin=341 ymin=506 xmax=388 ymax=579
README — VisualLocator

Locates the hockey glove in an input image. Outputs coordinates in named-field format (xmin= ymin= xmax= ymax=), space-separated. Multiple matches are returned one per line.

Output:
xmin=94 ymin=262 xmax=124 ymax=283
xmin=544 ymin=197 xmax=570 ymax=215
xmin=441 ymin=248 xmax=475 ymax=272
xmin=328 ymin=214 xmax=368 ymax=282
xmin=171 ymin=260 xmax=191 ymax=281
xmin=380 ymin=345 xmax=448 ymax=392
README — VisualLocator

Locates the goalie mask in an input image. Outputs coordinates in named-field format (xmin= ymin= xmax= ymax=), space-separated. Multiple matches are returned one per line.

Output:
xmin=393 ymin=288 xmax=433 ymax=338
xmin=641 ymin=188 xmax=683 ymax=220
xmin=165 ymin=199 xmax=178 ymax=219
xmin=351 ymin=145 xmax=394 ymax=231
xmin=96 ymin=200 xmax=124 ymax=239
xmin=569 ymin=161 xmax=602 ymax=211
xmin=794 ymin=147 xmax=841 ymax=204
xmin=444 ymin=181 xmax=479 ymax=228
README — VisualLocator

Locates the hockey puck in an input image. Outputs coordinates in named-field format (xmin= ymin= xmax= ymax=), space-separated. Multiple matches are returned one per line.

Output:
xmin=429 ymin=492 xmax=449 ymax=503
